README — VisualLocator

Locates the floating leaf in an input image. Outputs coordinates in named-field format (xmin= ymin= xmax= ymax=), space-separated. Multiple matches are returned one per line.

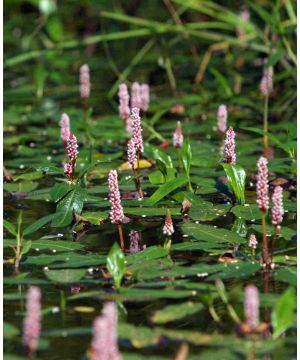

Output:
xmin=45 ymin=269 xmax=86 ymax=284
xmin=232 ymin=204 xmax=261 ymax=220
xmin=23 ymin=213 xmax=55 ymax=236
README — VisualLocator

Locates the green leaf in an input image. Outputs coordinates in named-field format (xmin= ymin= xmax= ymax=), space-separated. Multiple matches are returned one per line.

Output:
xmin=106 ymin=243 xmax=125 ymax=288
xmin=50 ymin=182 xmax=73 ymax=202
xmin=272 ymin=287 xmax=296 ymax=339
xmin=4 ymin=322 xmax=20 ymax=339
xmin=182 ymin=222 xmax=246 ymax=244
xmin=23 ymin=213 xmax=55 ymax=236
xmin=151 ymin=301 xmax=204 ymax=324
xmin=21 ymin=240 xmax=32 ymax=256
xmin=232 ymin=204 xmax=261 ymax=220
xmin=146 ymin=176 xmax=188 ymax=206
xmin=52 ymin=184 xmax=86 ymax=227
xmin=181 ymin=139 xmax=192 ymax=191
xmin=4 ymin=181 xmax=39 ymax=193
xmin=45 ymin=269 xmax=86 ymax=284
xmin=274 ymin=268 xmax=296 ymax=286
xmin=220 ymin=163 xmax=246 ymax=205
xmin=4 ymin=220 xmax=17 ymax=237
xmin=14 ymin=171 xmax=43 ymax=181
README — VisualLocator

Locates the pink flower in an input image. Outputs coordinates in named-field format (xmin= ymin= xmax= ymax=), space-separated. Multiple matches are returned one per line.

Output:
xmin=244 ymin=285 xmax=259 ymax=328
xmin=131 ymin=82 xmax=141 ymax=109
xmin=163 ymin=209 xmax=174 ymax=236
xmin=90 ymin=302 xmax=122 ymax=360
xmin=64 ymin=163 xmax=72 ymax=176
xmin=127 ymin=138 xmax=137 ymax=168
xmin=173 ymin=121 xmax=183 ymax=148
xmin=223 ymin=127 xmax=236 ymax=164
xmin=272 ymin=186 xmax=284 ymax=228
xmin=71 ymin=286 xmax=81 ymax=294
xmin=260 ymin=66 xmax=273 ymax=96
xmin=23 ymin=286 xmax=42 ymax=353
xmin=80 ymin=64 xmax=90 ymax=99
xmin=256 ymin=156 xmax=269 ymax=212
xmin=140 ymin=84 xmax=150 ymax=112
xmin=66 ymin=134 xmax=79 ymax=161
xmin=108 ymin=170 xmax=125 ymax=225
xmin=118 ymin=83 xmax=130 ymax=121
xmin=217 ymin=105 xmax=227 ymax=133
xmin=59 ymin=113 xmax=71 ymax=143
xmin=249 ymin=234 xmax=257 ymax=249
xmin=130 ymin=107 xmax=144 ymax=154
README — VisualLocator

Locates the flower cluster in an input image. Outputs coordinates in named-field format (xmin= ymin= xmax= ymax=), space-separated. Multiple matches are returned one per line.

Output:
xmin=244 ymin=285 xmax=259 ymax=329
xmin=248 ymin=234 xmax=257 ymax=249
xmin=260 ymin=66 xmax=273 ymax=96
xmin=23 ymin=286 xmax=42 ymax=354
xmin=163 ymin=209 xmax=174 ymax=236
xmin=59 ymin=113 xmax=71 ymax=143
xmin=256 ymin=156 xmax=269 ymax=212
xmin=131 ymin=82 xmax=141 ymax=109
xmin=118 ymin=83 xmax=130 ymax=121
xmin=173 ymin=121 xmax=183 ymax=148
xmin=108 ymin=170 xmax=125 ymax=225
xmin=129 ymin=230 xmax=145 ymax=254
xmin=64 ymin=163 xmax=72 ymax=176
xmin=66 ymin=134 xmax=79 ymax=161
xmin=271 ymin=186 xmax=284 ymax=229
xmin=127 ymin=138 xmax=137 ymax=169
xmin=140 ymin=84 xmax=150 ymax=112
xmin=223 ymin=127 xmax=236 ymax=164
xmin=90 ymin=302 xmax=122 ymax=360
xmin=217 ymin=104 xmax=227 ymax=134
xmin=80 ymin=64 xmax=90 ymax=99
xmin=130 ymin=107 xmax=144 ymax=154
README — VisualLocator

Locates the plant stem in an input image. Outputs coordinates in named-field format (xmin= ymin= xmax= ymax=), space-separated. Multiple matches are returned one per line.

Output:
xmin=117 ymin=224 xmax=125 ymax=251
xmin=263 ymin=92 xmax=269 ymax=154
xmin=261 ymin=212 xmax=269 ymax=266
xmin=15 ymin=211 xmax=23 ymax=273
xmin=270 ymin=225 xmax=279 ymax=263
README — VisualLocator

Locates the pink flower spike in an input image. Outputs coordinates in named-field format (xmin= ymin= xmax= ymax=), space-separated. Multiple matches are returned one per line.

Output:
xmin=130 ymin=107 xmax=144 ymax=154
xmin=108 ymin=170 xmax=125 ymax=225
xmin=260 ymin=66 xmax=273 ymax=96
xmin=217 ymin=105 xmax=227 ymax=133
xmin=118 ymin=83 xmax=130 ymax=121
xmin=64 ymin=163 xmax=72 ymax=176
xmin=23 ymin=286 xmax=42 ymax=354
xmin=163 ymin=209 xmax=174 ymax=236
xmin=256 ymin=156 xmax=269 ymax=212
xmin=223 ymin=127 xmax=236 ymax=164
xmin=272 ymin=186 xmax=284 ymax=229
xmin=80 ymin=64 xmax=90 ymax=99
xmin=90 ymin=302 xmax=122 ymax=360
xmin=173 ymin=121 xmax=184 ymax=148
xmin=59 ymin=113 xmax=71 ymax=143
xmin=66 ymin=134 xmax=79 ymax=161
xmin=244 ymin=285 xmax=259 ymax=329
xmin=249 ymin=234 xmax=257 ymax=249
xmin=140 ymin=84 xmax=150 ymax=112
xmin=127 ymin=138 xmax=137 ymax=169
xmin=131 ymin=82 xmax=141 ymax=109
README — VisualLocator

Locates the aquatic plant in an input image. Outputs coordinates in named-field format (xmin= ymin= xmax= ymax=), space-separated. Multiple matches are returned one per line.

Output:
xmin=163 ymin=209 xmax=174 ymax=237
xmin=64 ymin=134 xmax=79 ymax=181
xmin=108 ymin=170 xmax=125 ymax=250
xmin=90 ymin=302 xmax=122 ymax=360
xmin=173 ymin=121 xmax=183 ymax=149
xmin=59 ymin=113 xmax=71 ymax=144
xmin=140 ymin=83 xmax=150 ymax=112
xmin=131 ymin=82 xmax=141 ymax=109
xmin=256 ymin=156 xmax=269 ymax=266
xmin=23 ymin=286 xmax=42 ymax=354
xmin=271 ymin=186 xmax=284 ymax=261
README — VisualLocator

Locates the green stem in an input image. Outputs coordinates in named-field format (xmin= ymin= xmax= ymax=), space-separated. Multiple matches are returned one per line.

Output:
xmin=142 ymin=121 xmax=166 ymax=142
xmin=261 ymin=213 xmax=269 ymax=266
xmin=270 ymin=225 xmax=279 ymax=263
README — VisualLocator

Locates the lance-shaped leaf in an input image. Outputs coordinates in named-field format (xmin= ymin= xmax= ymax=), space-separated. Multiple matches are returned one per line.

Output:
xmin=220 ymin=163 xmax=246 ymax=205
xmin=106 ymin=243 xmax=126 ymax=288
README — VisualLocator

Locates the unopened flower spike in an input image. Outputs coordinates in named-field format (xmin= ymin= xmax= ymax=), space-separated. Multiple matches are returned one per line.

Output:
xmin=244 ymin=285 xmax=259 ymax=329
xmin=163 ymin=209 xmax=174 ymax=237
xmin=59 ymin=113 xmax=71 ymax=143
xmin=271 ymin=186 xmax=284 ymax=229
xmin=260 ymin=66 xmax=273 ymax=96
xmin=80 ymin=64 xmax=90 ymax=112
xmin=223 ymin=126 xmax=236 ymax=164
xmin=173 ymin=121 xmax=184 ymax=148
xmin=23 ymin=286 xmax=42 ymax=354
